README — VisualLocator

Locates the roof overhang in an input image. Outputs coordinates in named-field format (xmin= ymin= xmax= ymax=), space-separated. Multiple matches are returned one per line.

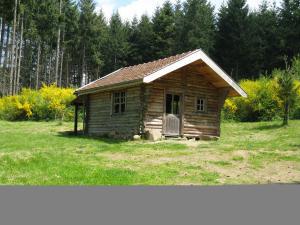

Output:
xmin=75 ymin=49 xmax=247 ymax=98
xmin=143 ymin=49 xmax=247 ymax=97
xmin=75 ymin=79 xmax=143 ymax=96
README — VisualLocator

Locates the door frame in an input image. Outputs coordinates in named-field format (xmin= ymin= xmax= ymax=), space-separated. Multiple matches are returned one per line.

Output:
xmin=163 ymin=91 xmax=183 ymax=136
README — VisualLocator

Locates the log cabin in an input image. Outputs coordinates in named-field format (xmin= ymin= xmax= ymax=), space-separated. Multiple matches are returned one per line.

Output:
xmin=73 ymin=49 xmax=247 ymax=140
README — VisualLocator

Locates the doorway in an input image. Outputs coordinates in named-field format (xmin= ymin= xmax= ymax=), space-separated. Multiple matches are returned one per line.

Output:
xmin=164 ymin=93 xmax=181 ymax=136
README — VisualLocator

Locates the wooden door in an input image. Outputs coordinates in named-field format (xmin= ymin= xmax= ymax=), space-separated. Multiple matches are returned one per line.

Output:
xmin=164 ymin=94 xmax=181 ymax=136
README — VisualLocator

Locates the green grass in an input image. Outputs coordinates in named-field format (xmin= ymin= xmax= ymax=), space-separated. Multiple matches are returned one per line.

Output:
xmin=0 ymin=120 xmax=300 ymax=185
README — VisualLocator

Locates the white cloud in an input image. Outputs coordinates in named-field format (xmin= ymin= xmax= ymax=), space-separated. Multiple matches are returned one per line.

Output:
xmin=118 ymin=0 xmax=178 ymax=22
xmin=96 ymin=0 xmax=178 ymax=22
xmin=96 ymin=0 xmax=282 ymax=22
xmin=95 ymin=0 xmax=116 ymax=21
xmin=209 ymin=0 xmax=281 ymax=10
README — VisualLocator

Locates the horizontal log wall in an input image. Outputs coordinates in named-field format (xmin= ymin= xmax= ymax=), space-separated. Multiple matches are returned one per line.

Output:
xmin=184 ymin=67 xmax=219 ymax=137
xmin=144 ymin=67 xmax=220 ymax=138
xmin=87 ymin=86 xmax=141 ymax=138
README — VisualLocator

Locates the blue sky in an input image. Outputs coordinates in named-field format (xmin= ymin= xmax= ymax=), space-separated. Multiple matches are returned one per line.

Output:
xmin=95 ymin=0 xmax=282 ymax=21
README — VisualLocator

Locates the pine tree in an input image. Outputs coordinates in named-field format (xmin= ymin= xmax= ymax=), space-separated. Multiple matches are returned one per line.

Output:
xmin=103 ymin=12 xmax=130 ymax=74
xmin=128 ymin=15 xmax=155 ymax=65
xmin=279 ymin=0 xmax=300 ymax=60
xmin=9 ymin=0 xmax=18 ymax=95
xmin=127 ymin=16 xmax=140 ymax=65
xmin=215 ymin=0 xmax=250 ymax=80
xmin=55 ymin=0 xmax=63 ymax=86
xmin=173 ymin=0 xmax=184 ymax=54
xmin=152 ymin=1 xmax=176 ymax=59
xmin=180 ymin=0 xmax=215 ymax=54
xmin=62 ymin=0 xmax=80 ymax=86
xmin=79 ymin=0 xmax=105 ymax=85
xmin=276 ymin=56 xmax=300 ymax=125
xmin=249 ymin=1 xmax=281 ymax=75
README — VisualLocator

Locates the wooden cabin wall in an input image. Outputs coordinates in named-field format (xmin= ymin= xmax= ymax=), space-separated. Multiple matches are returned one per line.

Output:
xmin=87 ymin=86 xmax=141 ymax=138
xmin=184 ymin=68 xmax=220 ymax=137
xmin=144 ymin=67 xmax=220 ymax=139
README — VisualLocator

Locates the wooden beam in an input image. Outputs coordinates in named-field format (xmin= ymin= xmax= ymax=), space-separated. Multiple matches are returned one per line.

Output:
xmin=83 ymin=95 xmax=89 ymax=135
xmin=217 ymin=88 xmax=230 ymax=136
xmin=74 ymin=104 xmax=78 ymax=135
xmin=180 ymin=68 xmax=187 ymax=137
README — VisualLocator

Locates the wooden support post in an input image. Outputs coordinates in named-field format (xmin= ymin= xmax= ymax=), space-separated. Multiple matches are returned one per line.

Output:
xmin=74 ymin=104 xmax=78 ymax=135
xmin=180 ymin=68 xmax=187 ymax=137
xmin=83 ymin=95 xmax=89 ymax=135
xmin=217 ymin=88 xmax=230 ymax=136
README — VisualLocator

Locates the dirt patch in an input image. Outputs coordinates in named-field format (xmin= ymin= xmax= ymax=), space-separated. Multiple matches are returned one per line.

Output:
xmin=233 ymin=150 xmax=249 ymax=159
xmin=252 ymin=161 xmax=300 ymax=184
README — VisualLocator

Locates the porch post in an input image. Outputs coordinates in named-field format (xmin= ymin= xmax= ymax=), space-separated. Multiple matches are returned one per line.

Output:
xmin=74 ymin=104 xmax=78 ymax=135
xmin=217 ymin=88 xmax=230 ymax=136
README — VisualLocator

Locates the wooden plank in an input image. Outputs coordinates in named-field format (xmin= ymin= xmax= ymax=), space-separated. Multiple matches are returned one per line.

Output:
xmin=144 ymin=68 xmax=222 ymax=138
xmin=87 ymin=86 xmax=141 ymax=137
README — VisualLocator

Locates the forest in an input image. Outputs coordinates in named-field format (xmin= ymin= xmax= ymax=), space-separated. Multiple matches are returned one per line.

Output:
xmin=0 ymin=0 xmax=300 ymax=96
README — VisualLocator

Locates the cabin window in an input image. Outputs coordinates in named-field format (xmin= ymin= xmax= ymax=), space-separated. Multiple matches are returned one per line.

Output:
xmin=166 ymin=94 xmax=180 ymax=115
xmin=113 ymin=91 xmax=126 ymax=114
xmin=196 ymin=97 xmax=206 ymax=112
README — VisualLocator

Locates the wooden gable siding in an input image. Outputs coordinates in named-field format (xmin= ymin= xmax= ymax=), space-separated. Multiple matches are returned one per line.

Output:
xmin=183 ymin=68 xmax=219 ymax=137
xmin=144 ymin=67 xmax=220 ymax=138
xmin=87 ymin=86 xmax=141 ymax=138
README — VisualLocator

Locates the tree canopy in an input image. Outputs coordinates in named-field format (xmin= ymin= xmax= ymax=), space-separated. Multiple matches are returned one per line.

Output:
xmin=0 ymin=0 xmax=300 ymax=96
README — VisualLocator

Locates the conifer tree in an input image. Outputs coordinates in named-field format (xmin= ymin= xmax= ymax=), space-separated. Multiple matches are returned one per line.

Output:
xmin=181 ymin=0 xmax=215 ymax=54
xmin=152 ymin=1 xmax=176 ymax=59
xmin=103 ymin=12 xmax=130 ymax=74
xmin=128 ymin=15 xmax=155 ymax=65
xmin=215 ymin=0 xmax=250 ymax=80
xmin=279 ymin=0 xmax=300 ymax=60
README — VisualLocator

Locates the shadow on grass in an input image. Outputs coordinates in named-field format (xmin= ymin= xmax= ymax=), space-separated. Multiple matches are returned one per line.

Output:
xmin=56 ymin=130 xmax=126 ymax=144
xmin=290 ymin=144 xmax=300 ymax=148
xmin=252 ymin=123 xmax=284 ymax=131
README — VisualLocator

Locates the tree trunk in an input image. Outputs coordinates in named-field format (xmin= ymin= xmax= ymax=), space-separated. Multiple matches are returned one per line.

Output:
xmin=59 ymin=50 xmax=64 ymax=87
xmin=66 ymin=55 xmax=69 ymax=87
xmin=3 ymin=25 xmax=10 ymax=70
xmin=13 ymin=11 xmax=21 ymax=95
xmin=9 ymin=0 xmax=19 ymax=95
xmin=59 ymin=29 xmax=65 ymax=87
xmin=29 ymin=39 xmax=33 ymax=89
xmin=81 ymin=44 xmax=86 ymax=86
xmin=0 ymin=19 xmax=5 ymax=67
xmin=36 ymin=42 xmax=41 ymax=90
xmin=0 ymin=19 xmax=5 ymax=94
xmin=55 ymin=0 xmax=62 ymax=86
xmin=13 ymin=38 xmax=19 ymax=95
xmin=48 ymin=55 xmax=52 ymax=85
xmin=283 ymin=99 xmax=289 ymax=126
xmin=16 ymin=16 xmax=24 ymax=94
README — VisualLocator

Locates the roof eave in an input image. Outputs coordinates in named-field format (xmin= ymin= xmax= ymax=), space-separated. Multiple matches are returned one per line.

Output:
xmin=75 ymin=79 xmax=143 ymax=96
xmin=143 ymin=49 xmax=247 ymax=98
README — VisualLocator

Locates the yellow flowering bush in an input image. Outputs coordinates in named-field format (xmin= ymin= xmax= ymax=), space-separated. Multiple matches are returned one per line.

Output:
xmin=293 ymin=80 xmax=300 ymax=119
xmin=0 ymin=84 xmax=75 ymax=121
xmin=223 ymin=77 xmax=299 ymax=121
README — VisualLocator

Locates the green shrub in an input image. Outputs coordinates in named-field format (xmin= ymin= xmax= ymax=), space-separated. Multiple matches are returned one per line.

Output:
xmin=223 ymin=77 xmax=300 ymax=122
xmin=291 ymin=80 xmax=300 ymax=119
xmin=0 ymin=84 xmax=76 ymax=121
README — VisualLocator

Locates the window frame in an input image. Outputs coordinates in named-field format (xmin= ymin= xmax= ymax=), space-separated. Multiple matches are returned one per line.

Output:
xmin=112 ymin=91 xmax=127 ymax=115
xmin=195 ymin=96 xmax=207 ymax=113
xmin=165 ymin=93 xmax=181 ymax=115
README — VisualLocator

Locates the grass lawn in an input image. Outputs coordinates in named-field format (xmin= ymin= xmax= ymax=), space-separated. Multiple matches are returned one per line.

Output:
xmin=0 ymin=120 xmax=299 ymax=185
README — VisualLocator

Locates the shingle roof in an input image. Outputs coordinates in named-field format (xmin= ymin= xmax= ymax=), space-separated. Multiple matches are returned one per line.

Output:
xmin=76 ymin=49 xmax=199 ymax=93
